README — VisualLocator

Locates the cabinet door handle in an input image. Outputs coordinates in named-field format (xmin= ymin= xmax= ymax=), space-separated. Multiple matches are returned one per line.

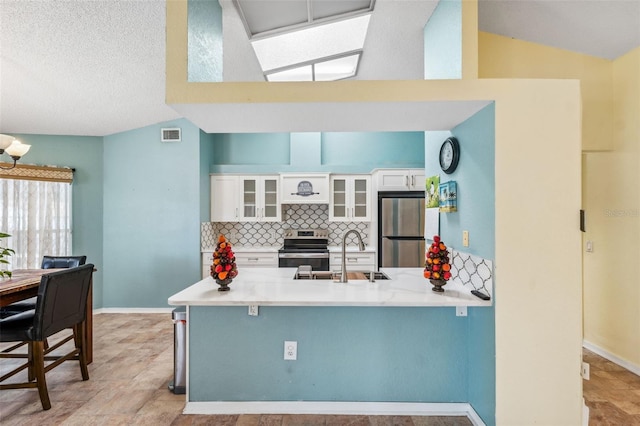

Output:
xmin=411 ymin=175 xmax=415 ymax=187
xmin=235 ymin=208 xmax=238 ymax=218
xmin=405 ymin=176 xmax=409 ymax=187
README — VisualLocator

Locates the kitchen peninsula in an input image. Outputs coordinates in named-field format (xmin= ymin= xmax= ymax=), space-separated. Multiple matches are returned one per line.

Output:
xmin=168 ymin=268 xmax=492 ymax=420
xmin=169 ymin=267 xmax=492 ymax=308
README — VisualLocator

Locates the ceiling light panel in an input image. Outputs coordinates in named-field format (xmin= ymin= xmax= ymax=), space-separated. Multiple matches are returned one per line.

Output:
xmin=251 ymin=14 xmax=371 ymax=72
xmin=266 ymin=65 xmax=313 ymax=82
xmin=235 ymin=0 xmax=375 ymax=39
xmin=312 ymin=0 xmax=373 ymax=20
xmin=237 ymin=0 xmax=309 ymax=36
xmin=314 ymin=53 xmax=360 ymax=81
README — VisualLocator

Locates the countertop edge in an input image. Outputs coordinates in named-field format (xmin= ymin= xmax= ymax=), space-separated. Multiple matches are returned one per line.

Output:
xmin=168 ymin=267 xmax=492 ymax=308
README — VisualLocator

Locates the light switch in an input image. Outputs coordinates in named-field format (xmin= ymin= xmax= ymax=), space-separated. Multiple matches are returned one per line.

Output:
xmin=586 ymin=240 xmax=593 ymax=252
xmin=462 ymin=230 xmax=469 ymax=247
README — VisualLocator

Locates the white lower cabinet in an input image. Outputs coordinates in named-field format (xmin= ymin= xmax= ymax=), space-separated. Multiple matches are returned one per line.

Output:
xmin=329 ymin=251 xmax=376 ymax=272
xmin=202 ymin=250 xmax=278 ymax=279
xmin=202 ymin=252 xmax=214 ymax=279
xmin=234 ymin=251 xmax=278 ymax=268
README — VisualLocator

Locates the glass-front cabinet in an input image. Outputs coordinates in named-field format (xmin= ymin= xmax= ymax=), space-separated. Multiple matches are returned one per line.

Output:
xmin=329 ymin=175 xmax=371 ymax=222
xmin=238 ymin=176 xmax=281 ymax=222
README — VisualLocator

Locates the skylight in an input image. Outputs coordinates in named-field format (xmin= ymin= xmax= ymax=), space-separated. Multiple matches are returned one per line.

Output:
xmin=251 ymin=14 xmax=371 ymax=81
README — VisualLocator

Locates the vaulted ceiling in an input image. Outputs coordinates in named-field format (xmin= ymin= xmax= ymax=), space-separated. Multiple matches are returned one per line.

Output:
xmin=0 ymin=0 xmax=638 ymax=136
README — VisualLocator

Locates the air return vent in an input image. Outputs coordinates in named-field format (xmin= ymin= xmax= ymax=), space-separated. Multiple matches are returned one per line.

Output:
xmin=161 ymin=128 xmax=181 ymax=142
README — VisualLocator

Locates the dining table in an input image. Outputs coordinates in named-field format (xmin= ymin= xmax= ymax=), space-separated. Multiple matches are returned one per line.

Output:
xmin=0 ymin=269 xmax=94 ymax=364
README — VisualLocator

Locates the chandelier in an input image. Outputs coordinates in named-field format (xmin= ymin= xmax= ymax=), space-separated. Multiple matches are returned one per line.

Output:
xmin=0 ymin=134 xmax=31 ymax=170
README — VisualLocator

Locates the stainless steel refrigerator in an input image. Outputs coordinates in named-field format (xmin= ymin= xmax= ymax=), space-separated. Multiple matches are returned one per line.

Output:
xmin=378 ymin=192 xmax=426 ymax=267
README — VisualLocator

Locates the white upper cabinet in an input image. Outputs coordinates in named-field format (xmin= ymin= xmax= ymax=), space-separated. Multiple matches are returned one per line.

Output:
xmin=375 ymin=169 xmax=425 ymax=191
xmin=211 ymin=174 xmax=280 ymax=222
xmin=238 ymin=176 xmax=281 ymax=222
xmin=329 ymin=175 xmax=371 ymax=222
xmin=211 ymin=175 xmax=239 ymax=221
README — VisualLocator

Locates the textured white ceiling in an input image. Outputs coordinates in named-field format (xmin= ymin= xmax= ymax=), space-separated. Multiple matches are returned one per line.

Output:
xmin=0 ymin=0 xmax=180 ymax=137
xmin=0 ymin=0 xmax=638 ymax=137
xmin=478 ymin=0 xmax=640 ymax=60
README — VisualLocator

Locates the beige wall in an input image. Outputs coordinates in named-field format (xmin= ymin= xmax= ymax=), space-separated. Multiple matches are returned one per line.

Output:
xmin=461 ymin=0 xmax=478 ymax=79
xmin=479 ymin=31 xmax=613 ymax=152
xmin=167 ymin=3 xmax=584 ymax=424
xmin=583 ymin=47 xmax=640 ymax=368
xmin=480 ymin=33 xmax=640 ymax=372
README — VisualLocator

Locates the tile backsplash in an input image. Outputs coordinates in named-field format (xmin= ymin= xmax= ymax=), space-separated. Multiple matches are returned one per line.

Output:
xmin=450 ymin=249 xmax=494 ymax=297
xmin=201 ymin=204 xmax=370 ymax=249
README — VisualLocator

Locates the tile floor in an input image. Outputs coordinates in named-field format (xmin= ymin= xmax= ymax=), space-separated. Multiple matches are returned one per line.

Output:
xmin=582 ymin=348 xmax=640 ymax=425
xmin=1 ymin=313 xmax=638 ymax=425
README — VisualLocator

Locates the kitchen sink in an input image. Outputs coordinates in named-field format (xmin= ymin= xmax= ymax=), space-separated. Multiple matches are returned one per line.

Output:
xmin=293 ymin=270 xmax=390 ymax=281
xmin=293 ymin=270 xmax=334 ymax=280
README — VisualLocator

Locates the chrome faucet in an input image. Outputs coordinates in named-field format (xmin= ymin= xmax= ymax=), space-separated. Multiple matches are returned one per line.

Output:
xmin=339 ymin=229 xmax=365 ymax=283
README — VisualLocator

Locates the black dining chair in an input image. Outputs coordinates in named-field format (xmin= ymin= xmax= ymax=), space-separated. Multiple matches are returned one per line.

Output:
xmin=0 ymin=264 xmax=94 ymax=410
xmin=0 ymin=255 xmax=87 ymax=318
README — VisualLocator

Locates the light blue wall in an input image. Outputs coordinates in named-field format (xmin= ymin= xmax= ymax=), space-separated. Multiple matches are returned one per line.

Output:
xmin=210 ymin=131 xmax=425 ymax=174
xmin=188 ymin=0 xmax=223 ymax=82
xmin=102 ymin=119 xmax=202 ymax=307
xmin=9 ymin=134 xmax=104 ymax=307
xmin=425 ymin=103 xmax=496 ymax=425
xmin=291 ymin=132 xmax=321 ymax=168
xmin=322 ymin=132 xmax=425 ymax=168
xmin=190 ymin=306 xmax=469 ymax=401
xmin=212 ymin=133 xmax=290 ymax=165
xmin=428 ymin=104 xmax=495 ymax=259
xmin=423 ymin=0 xmax=462 ymax=80
xmin=199 ymin=131 xmax=215 ymax=222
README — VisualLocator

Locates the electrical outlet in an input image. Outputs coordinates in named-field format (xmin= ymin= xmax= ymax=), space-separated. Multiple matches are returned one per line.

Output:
xmin=456 ymin=306 xmax=467 ymax=317
xmin=248 ymin=305 xmax=258 ymax=316
xmin=284 ymin=341 xmax=297 ymax=360
xmin=463 ymin=230 xmax=469 ymax=247
xmin=582 ymin=362 xmax=590 ymax=380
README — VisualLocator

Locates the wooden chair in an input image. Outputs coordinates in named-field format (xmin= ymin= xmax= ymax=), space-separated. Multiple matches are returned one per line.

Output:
xmin=0 ymin=264 xmax=94 ymax=410
xmin=0 ymin=256 xmax=87 ymax=318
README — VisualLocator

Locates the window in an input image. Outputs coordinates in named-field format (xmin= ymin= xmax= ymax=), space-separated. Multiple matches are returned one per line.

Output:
xmin=234 ymin=0 xmax=375 ymax=81
xmin=0 ymin=165 xmax=73 ymax=269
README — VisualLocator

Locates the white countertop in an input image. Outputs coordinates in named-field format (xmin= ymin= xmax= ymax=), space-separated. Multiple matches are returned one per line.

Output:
xmin=203 ymin=246 xmax=376 ymax=253
xmin=168 ymin=267 xmax=492 ymax=307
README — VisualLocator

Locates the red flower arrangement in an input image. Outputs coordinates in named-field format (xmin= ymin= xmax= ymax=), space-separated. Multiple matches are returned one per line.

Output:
xmin=423 ymin=235 xmax=452 ymax=283
xmin=210 ymin=235 xmax=238 ymax=285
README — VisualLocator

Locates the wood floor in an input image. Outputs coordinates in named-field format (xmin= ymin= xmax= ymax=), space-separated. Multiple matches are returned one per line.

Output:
xmin=0 ymin=313 xmax=638 ymax=425
xmin=583 ymin=348 xmax=640 ymax=425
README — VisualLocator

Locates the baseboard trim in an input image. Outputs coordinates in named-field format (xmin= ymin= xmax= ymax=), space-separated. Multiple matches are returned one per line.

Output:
xmin=583 ymin=340 xmax=640 ymax=376
xmin=183 ymin=401 xmax=485 ymax=425
xmin=93 ymin=308 xmax=173 ymax=314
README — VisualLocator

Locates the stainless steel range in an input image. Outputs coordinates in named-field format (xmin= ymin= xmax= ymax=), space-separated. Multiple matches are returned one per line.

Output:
xmin=278 ymin=228 xmax=329 ymax=271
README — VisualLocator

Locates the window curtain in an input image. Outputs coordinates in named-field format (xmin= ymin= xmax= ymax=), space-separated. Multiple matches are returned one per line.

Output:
xmin=0 ymin=164 xmax=73 ymax=269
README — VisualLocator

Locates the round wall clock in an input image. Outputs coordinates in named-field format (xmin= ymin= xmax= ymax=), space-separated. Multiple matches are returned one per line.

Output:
xmin=439 ymin=137 xmax=460 ymax=174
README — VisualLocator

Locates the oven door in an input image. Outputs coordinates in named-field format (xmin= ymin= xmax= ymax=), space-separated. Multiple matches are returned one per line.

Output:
xmin=278 ymin=252 xmax=329 ymax=271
